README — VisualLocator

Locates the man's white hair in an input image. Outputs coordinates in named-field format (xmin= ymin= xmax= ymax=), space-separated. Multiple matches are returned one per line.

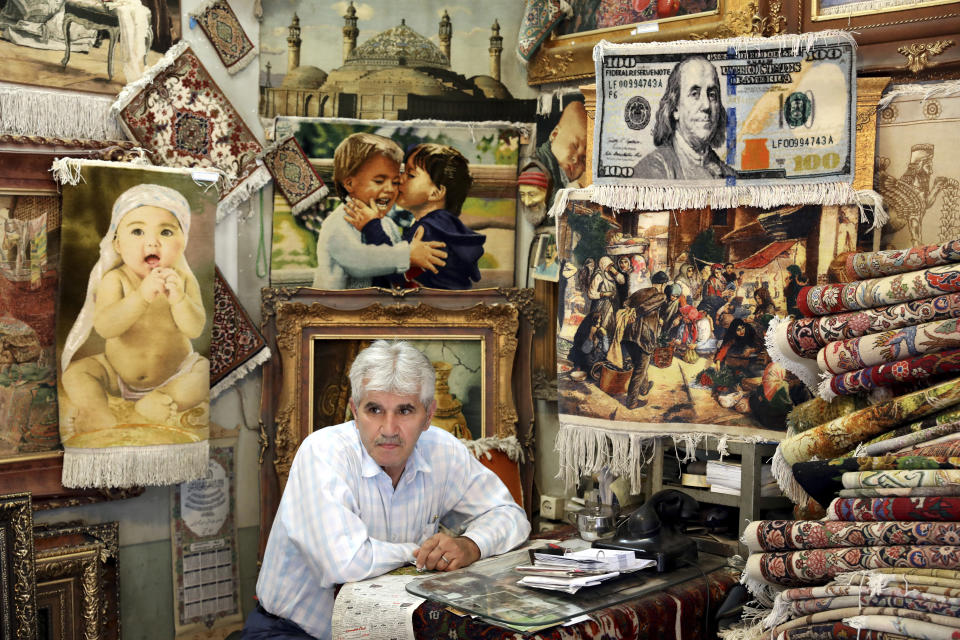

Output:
xmin=349 ymin=340 xmax=436 ymax=409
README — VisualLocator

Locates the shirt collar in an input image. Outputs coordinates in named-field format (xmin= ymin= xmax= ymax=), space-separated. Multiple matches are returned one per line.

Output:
xmin=355 ymin=423 xmax=433 ymax=481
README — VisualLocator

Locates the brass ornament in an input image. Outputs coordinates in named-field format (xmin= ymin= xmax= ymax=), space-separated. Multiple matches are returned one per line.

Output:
xmin=529 ymin=49 xmax=575 ymax=84
xmin=898 ymin=40 xmax=956 ymax=74
xmin=0 ymin=493 xmax=36 ymax=640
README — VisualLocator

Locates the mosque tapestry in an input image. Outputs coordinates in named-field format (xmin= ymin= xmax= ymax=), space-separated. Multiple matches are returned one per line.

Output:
xmin=0 ymin=0 xmax=181 ymax=94
xmin=258 ymin=0 xmax=535 ymax=121
xmin=555 ymin=194 xmax=860 ymax=487
xmin=270 ymin=117 xmax=521 ymax=290
xmin=875 ymin=82 xmax=960 ymax=250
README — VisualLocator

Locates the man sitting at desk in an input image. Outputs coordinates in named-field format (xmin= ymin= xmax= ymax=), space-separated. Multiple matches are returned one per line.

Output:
xmin=244 ymin=340 xmax=531 ymax=639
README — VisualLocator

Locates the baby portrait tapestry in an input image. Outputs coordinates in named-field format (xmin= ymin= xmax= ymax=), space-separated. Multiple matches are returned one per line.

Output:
xmin=54 ymin=160 xmax=216 ymax=489
xmin=875 ymin=81 xmax=960 ymax=250
xmin=556 ymin=194 xmax=857 ymax=489
xmin=270 ymin=117 xmax=521 ymax=290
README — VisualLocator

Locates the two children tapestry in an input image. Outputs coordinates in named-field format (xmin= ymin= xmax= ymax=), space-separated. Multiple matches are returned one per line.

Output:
xmin=270 ymin=117 xmax=522 ymax=290
xmin=54 ymin=160 xmax=216 ymax=488
xmin=555 ymin=193 xmax=859 ymax=490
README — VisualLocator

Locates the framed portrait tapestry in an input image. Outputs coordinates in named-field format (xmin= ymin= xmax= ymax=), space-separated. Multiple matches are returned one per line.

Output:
xmin=0 ymin=492 xmax=35 ymax=640
xmin=0 ymin=137 xmax=145 ymax=509
xmin=527 ymin=0 xmax=786 ymax=85
xmin=784 ymin=0 xmax=960 ymax=76
xmin=258 ymin=287 xmax=537 ymax=556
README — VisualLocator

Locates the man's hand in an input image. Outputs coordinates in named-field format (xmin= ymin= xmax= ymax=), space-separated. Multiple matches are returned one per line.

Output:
xmin=409 ymin=226 xmax=446 ymax=274
xmin=413 ymin=533 xmax=480 ymax=572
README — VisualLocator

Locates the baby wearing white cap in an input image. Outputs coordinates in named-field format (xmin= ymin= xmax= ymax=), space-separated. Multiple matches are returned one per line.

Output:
xmin=61 ymin=184 xmax=209 ymax=430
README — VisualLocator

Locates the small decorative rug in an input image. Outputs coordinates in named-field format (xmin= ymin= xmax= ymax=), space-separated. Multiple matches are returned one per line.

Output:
xmin=260 ymin=136 xmax=328 ymax=215
xmin=797 ymin=265 xmax=960 ymax=317
xmin=825 ymin=497 xmax=960 ymax=521
xmin=189 ymin=0 xmax=257 ymax=74
xmin=846 ymin=614 xmax=960 ymax=640
xmin=842 ymin=469 xmax=960 ymax=490
xmin=743 ymin=520 xmax=960 ymax=553
xmin=820 ymin=349 xmax=960 ymax=400
xmin=831 ymin=240 xmax=960 ymax=282
xmin=848 ymin=417 xmax=960 ymax=458
xmin=110 ymin=42 xmax=270 ymax=218
xmin=773 ymin=378 xmax=960 ymax=505
xmin=53 ymin=159 xmax=216 ymax=488
xmin=818 ymin=318 xmax=960 ymax=376
xmin=745 ymin=546 xmax=960 ymax=589
xmin=792 ymin=455 xmax=960 ymax=506
xmin=518 ymin=0 xmax=565 ymax=62
xmin=839 ymin=486 xmax=960 ymax=498
xmin=210 ymin=269 xmax=270 ymax=399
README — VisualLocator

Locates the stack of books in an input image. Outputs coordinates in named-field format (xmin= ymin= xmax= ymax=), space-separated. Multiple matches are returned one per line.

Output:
xmin=515 ymin=548 xmax=655 ymax=594
xmin=706 ymin=460 xmax=780 ymax=497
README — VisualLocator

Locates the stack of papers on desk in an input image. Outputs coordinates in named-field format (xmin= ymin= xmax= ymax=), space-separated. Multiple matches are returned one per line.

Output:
xmin=516 ymin=548 xmax=655 ymax=594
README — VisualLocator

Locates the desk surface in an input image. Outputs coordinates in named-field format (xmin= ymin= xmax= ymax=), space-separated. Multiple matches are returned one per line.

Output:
xmin=406 ymin=548 xmax=726 ymax=629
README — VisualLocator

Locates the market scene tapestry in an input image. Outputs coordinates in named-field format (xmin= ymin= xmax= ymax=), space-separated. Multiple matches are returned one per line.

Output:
xmin=55 ymin=160 xmax=216 ymax=488
xmin=875 ymin=82 xmax=960 ymax=250
xmin=270 ymin=117 xmax=521 ymax=289
xmin=258 ymin=0 xmax=534 ymax=120
xmin=0 ymin=0 xmax=181 ymax=93
xmin=556 ymin=197 xmax=861 ymax=449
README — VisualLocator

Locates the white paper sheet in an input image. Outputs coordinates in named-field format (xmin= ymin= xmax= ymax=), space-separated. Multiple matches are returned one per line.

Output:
xmin=332 ymin=573 xmax=426 ymax=640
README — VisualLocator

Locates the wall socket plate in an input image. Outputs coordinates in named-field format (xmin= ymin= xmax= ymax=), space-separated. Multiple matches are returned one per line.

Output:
xmin=540 ymin=495 xmax=565 ymax=521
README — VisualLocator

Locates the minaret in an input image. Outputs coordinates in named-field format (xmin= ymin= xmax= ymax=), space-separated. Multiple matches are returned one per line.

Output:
xmin=342 ymin=1 xmax=358 ymax=62
xmin=287 ymin=13 xmax=301 ymax=72
xmin=265 ymin=61 xmax=272 ymax=87
xmin=488 ymin=19 xmax=503 ymax=82
xmin=438 ymin=10 xmax=452 ymax=63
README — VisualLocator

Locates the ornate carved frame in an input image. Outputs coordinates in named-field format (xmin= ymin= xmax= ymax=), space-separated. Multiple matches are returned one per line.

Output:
xmin=0 ymin=492 xmax=36 ymax=640
xmin=785 ymin=0 xmax=960 ymax=76
xmin=33 ymin=520 xmax=121 ymax=640
xmin=258 ymin=288 xmax=536 ymax=557
xmin=0 ymin=137 xmax=143 ymax=510
xmin=527 ymin=0 xmax=785 ymax=85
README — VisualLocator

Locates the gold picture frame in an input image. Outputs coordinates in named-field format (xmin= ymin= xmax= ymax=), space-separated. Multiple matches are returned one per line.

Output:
xmin=33 ymin=521 xmax=120 ymax=640
xmin=0 ymin=492 xmax=36 ymax=640
xmin=527 ymin=0 xmax=786 ymax=85
xmin=258 ymin=287 xmax=537 ymax=557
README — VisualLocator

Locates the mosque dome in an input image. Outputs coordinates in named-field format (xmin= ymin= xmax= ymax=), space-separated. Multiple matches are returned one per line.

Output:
xmin=345 ymin=20 xmax=449 ymax=69
xmin=281 ymin=65 xmax=328 ymax=89
xmin=469 ymin=75 xmax=512 ymax=100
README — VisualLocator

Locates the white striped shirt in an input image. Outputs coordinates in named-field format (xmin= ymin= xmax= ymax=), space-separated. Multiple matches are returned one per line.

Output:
xmin=256 ymin=421 xmax=531 ymax=639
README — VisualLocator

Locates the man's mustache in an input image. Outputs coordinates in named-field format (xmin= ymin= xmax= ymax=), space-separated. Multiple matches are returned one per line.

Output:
xmin=376 ymin=435 xmax=402 ymax=446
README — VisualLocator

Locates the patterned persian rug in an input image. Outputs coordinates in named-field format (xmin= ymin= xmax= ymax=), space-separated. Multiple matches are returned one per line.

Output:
xmin=110 ymin=42 xmax=270 ymax=217
xmin=189 ymin=0 xmax=257 ymax=74
xmin=260 ymin=137 xmax=328 ymax=215
xmin=210 ymin=269 xmax=270 ymax=398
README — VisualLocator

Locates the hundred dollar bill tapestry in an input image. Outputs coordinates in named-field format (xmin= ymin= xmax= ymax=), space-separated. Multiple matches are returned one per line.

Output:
xmin=590 ymin=32 xmax=858 ymax=210
xmin=555 ymin=193 xmax=859 ymax=490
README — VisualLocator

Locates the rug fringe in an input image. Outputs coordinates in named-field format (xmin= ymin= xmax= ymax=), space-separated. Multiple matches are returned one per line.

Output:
xmin=50 ymin=157 xmax=85 ymax=185
xmin=771 ymin=445 xmax=812 ymax=506
xmin=0 ymin=83 xmax=125 ymax=139
xmin=587 ymin=182 xmax=861 ymax=212
xmin=764 ymin=316 xmax=821 ymax=392
xmin=210 ymin=345 xmax=271 ymax=399
xmin=290 ymin=184 xmax=329 ymax=215
xmin=217 ymin=165 xmax=271 ymax=221
xmin=817 ymin=371 xmax=838 ymax=402
xmin=110 ymin=40 xmax=191 ymax=118
xmin=224 ymin=45 xmax=258 ymax=75
xmin=460 ymin=435 xmax=525 ymax=462
xmin=718 ymin=620 xmax=769 ymax=640
xmin=877 ymin=80 xmax=960 ymax=111
xmin=62 ymin=440 xmax=209 ymax=488
xmin=595 ymin=29 xmax=856 ymax=59
xmin=741 ymin=554 xmax=782 ymax=606
xmin=856 ymin=189 xmax=888 ymax=229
